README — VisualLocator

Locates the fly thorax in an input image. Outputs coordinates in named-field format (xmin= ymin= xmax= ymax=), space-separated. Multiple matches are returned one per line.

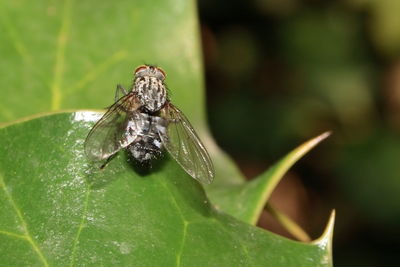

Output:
xmin=135 ymin=76 xmax=167 ymax=112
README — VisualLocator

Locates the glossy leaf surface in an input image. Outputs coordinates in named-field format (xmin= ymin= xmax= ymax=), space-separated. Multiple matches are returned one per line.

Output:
xmin=0 ymin=112 xmax=333 ymax=266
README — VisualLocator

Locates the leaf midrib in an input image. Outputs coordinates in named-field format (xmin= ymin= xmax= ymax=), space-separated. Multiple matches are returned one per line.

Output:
xmin=50 ymin=0 xmax=72 ymax=111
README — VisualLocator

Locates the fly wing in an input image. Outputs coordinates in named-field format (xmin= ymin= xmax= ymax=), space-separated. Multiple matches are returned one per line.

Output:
xmin=84 ymin=93 xmax=141 ymax=161
xmin=159 ymin=103 xmax=215 ymax=184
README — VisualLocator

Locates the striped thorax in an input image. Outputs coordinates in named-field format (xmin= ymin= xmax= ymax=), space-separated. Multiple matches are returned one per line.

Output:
xmin=134 ymin=65 xmax=167 ymax=113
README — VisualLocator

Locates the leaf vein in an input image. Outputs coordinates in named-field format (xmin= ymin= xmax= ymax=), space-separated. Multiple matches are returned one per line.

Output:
xmin=0 ymin=173 xmax=49 ymax=267
xmin=0 ymin=4 xmax=50 ymax=94
xmin=214 ymin=218 xmax=251 ymax=265
xmin=176 ymin=221 xmax=188 ymax=267
xmin=66 ymin=50 xmax=128 ymax=95
xmin=69 ymin=183 xmax=91 ymax=267
xmin=157 ymin=179 xmax=189 ymax=267
xmin=51 ymin=0 xmax=73 ymax=110
xmin=0 ymin=7 xmax=33 ymax=68
xmin=0 ymin=230 xmax=27 ymax=240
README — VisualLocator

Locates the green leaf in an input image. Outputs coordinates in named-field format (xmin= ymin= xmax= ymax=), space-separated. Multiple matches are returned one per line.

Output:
xmin=0 ymin=112 xmax=333 ymax=266
xmin=0 ymin=0 xmax=205 ymax=125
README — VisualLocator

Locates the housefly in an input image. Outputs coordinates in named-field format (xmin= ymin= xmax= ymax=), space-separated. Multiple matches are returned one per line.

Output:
xmin=84 ymin=65 xmax=214 ymax=184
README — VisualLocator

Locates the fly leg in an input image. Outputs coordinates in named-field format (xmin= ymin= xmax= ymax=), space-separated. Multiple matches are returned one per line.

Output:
xmin=115 ymin=84 xmax=129 ymax=102
xmin=100 ymin=153 xmax=118 ymax=170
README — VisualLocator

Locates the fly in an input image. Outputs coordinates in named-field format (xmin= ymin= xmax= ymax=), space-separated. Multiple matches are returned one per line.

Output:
xmin=84 ymin=65 xmax=215 ymax=184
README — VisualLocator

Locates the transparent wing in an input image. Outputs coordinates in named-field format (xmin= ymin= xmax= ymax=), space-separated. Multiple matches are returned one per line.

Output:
xmin=160 ymin=103 xmax=215 ymax=184
xmin=84 ymin=93 xmax=141 ymax=161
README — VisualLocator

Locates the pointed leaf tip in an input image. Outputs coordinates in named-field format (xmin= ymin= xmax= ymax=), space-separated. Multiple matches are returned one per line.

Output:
xmin=209 ymin=131 xmax=333 ymax=226
xmin=313 ymin=210 xmax=336 ymax=247
xmin=307 ymin=210 xmax=335 ymax=267
xmin=314 ymin=131 xmax=332 ymax=143
xmin=302 ymin=131 xmax=331 ymax=152
xmin=284 ymin=131 xmax=332 ymax=172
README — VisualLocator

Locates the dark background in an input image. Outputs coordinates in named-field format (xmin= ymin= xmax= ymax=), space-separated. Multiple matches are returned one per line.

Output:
xmin=199 ymin=0 xmax=400 ymax=266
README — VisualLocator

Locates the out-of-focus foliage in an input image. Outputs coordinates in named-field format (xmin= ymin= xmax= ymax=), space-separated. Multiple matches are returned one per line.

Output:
xmin=348 ymin=0 xmax=400 ymax=57
xmin=200 ymin=0 xmax=400 ymax=265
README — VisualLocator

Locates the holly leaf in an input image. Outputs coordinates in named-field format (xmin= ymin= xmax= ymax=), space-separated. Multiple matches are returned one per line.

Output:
xmin=0 ymin=112 xmax=333 ymax=266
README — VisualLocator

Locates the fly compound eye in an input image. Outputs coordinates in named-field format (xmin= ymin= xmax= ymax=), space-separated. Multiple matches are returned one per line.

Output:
xmin=155 ymin=67 xmax=166 ymax=80
xmin=134 ymin=65 xmax=148 ymax=76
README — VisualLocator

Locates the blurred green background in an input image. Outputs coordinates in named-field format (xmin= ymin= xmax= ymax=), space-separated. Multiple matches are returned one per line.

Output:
xmin=199 ymin=0 xmax=399 ymax=266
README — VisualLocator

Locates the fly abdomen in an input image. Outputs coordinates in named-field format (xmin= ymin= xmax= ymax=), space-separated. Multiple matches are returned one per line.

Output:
xmin=129 ymin=136 xmax=162 ymax=162
xmin=127 ymin=113 xmax=168 ymax=163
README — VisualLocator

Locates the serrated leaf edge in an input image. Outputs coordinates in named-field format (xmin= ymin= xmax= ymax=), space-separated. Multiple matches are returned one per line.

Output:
xmin=311 ymin=210 xmax=335 ymax=267
xmin=248 ymin=131 xmax=332 ymax=224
